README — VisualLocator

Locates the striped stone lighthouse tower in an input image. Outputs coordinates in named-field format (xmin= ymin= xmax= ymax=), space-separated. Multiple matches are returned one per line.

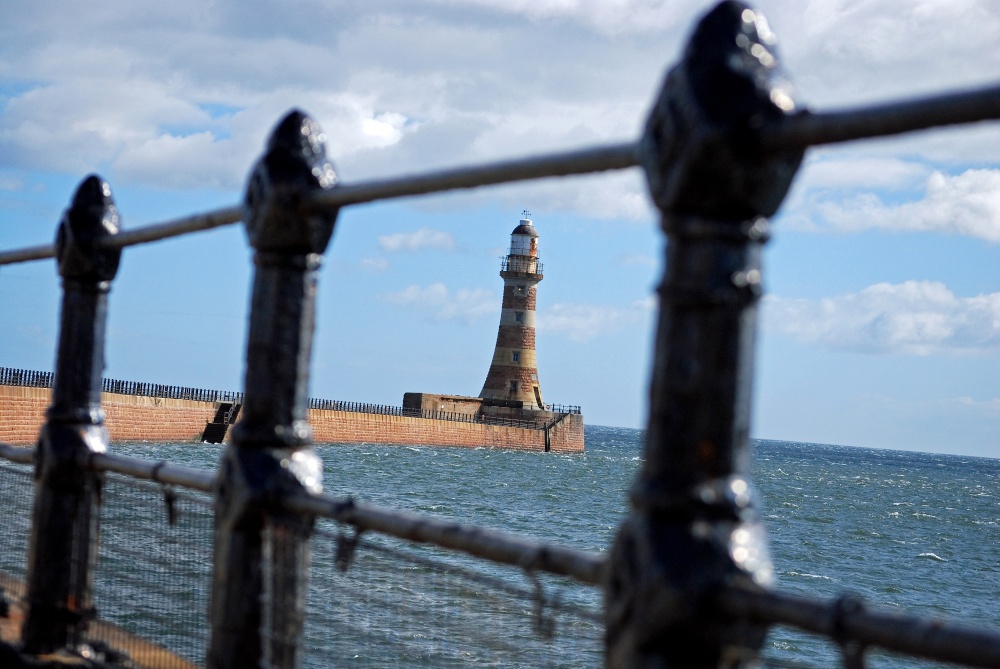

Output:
xmin=480 ymin=211 xmax=546 ymax=410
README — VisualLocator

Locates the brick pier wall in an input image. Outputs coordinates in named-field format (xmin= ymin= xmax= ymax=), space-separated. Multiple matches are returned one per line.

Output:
xmin=0 ymin=387 xmax=48 ymax=445
xmin=0 ymin=385 xmax=585 ymax=452
xmin=309 ymin=410 xmax=583 ymax=452
xmin=546 ymin=413 xmax=584 ymax=453
xmin=0 ymin=386 xmax=216 ymax=445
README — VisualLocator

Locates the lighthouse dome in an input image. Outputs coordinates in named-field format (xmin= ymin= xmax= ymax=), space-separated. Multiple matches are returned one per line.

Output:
xmin=510 ymin=218 xmax=539 ymax=238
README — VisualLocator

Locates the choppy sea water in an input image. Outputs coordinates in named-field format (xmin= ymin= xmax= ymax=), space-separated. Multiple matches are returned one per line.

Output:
xmin=4 ymin=424 xmax=997 ymax=668
xmin=301 ymin=426 xmax=1000 ymax=668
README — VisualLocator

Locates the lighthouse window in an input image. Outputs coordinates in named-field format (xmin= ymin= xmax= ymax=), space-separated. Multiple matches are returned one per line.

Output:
xmin=516 ymin=285 xmax=526 ymax=295
xmin=515 ymin=311 xmax=524 ymax=323
xmin=512 ymin=351 xmax=520 ymax=363
xmin=509 ymin=380 xmax=519 ymax=392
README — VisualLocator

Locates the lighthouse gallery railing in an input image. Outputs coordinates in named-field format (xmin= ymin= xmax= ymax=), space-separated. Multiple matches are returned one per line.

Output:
xmin=2 ymin=2 xmax=1000 ymax=668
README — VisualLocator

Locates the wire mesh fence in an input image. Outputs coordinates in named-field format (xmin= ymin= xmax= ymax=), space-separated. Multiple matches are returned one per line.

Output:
xmin=88 ymin=472 xmax=214 ymax=668
xmin=0 ymin=457 xmax=35 ymax=622
xmin=302 ymin=519 xmax=604 ymax=669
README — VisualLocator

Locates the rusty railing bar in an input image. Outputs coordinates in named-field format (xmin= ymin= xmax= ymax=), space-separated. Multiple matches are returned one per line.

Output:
xmin=284 ymin=491 xmax=607 ymax=585
xmin=310 ymin=140 xmax=641 ymax=209
xmin=0 ymin=205 xmax=243 ymax=267
xmin=85 ymin=451 xmax=216 ymax=492
xmin=0 ymin=243 xmax=56 ymax=266
xmin=0 ymin=143 xmax=639 ymax=267
xmin=0 ymin=442 xmax=34 ymax=465
xmin=718 ymin=586 xmax=1000 ymax=669
xmin=0 ymin=443 xmax=216 ymax=491
xmin=762 ymin=82 xmax=1000 ymax=151
xmin=106 ymin=204 xmax=244 ymax=253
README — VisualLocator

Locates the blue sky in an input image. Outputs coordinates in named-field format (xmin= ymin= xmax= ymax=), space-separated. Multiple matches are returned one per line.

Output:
xmin=1 ymin=0 xmax=998 ymax=457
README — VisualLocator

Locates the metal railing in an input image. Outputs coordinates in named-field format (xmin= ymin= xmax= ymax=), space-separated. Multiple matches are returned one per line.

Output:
xmin=0 ymin=366 xmax=245 ymax=404
xmin=500 ymin=257 xmax=544 ymax=275
xmin=0 ymin=442 xmax=603 ymax=667
xmin=2 ymin=1 xmax=1000 ymax=668
xmin=309 ymin=398 xmax=555 ymax=430
xmin=545 ymin=404 xmax=581 ymax=415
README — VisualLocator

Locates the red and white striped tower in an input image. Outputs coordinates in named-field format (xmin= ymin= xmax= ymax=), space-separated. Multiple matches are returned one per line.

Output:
xmin=480 ymin=212 xmax=546 ymax=410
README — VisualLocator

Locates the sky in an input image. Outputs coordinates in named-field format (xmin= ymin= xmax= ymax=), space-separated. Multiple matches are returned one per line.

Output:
xmin=0 ymin=0 xmax=998 ymax=457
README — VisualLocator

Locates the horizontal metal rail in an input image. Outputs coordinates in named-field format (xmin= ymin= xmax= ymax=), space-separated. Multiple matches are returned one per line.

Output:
xmin=0 ymin=204 xmax=243 ymax=266
xmin=0 ymin=442 xmax=33 ymax=465
xmin=0 ymin=443 xmax=214 ymax=491
xmin=1 ymin=81 xmax=997 ymax=269
xmin=762 ymin=82 xmax=1000 ymax=151
xmin=0 ymin=143 xmax=639 ymax=267
xmin=719 ymin=585 xmax=1000 ymax=669
xmin=85 ymin=451 xmax=216 ymax=492
xmin=311 ymin=141 xmax=640 ymax=209
xmin=285 ymin=492 xmax=606 ymax=585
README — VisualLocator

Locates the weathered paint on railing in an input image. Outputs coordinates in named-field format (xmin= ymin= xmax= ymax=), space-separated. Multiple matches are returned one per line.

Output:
xmin=206 ymin=111 xmax=337 ymax=669
xmin=605 ymin=4 xmax=800 ymax=665
xmin=21 ymin=176 xmax=122 ymax=654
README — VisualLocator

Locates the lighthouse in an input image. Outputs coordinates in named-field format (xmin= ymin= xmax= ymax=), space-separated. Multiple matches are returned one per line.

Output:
xmin=401 ymin=209 xmax=583 ymax=449
xmin=480 ymin=212 xmax=546 ymax=410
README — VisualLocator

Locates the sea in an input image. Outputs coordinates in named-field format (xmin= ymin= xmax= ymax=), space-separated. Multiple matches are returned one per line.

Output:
xmin=307 ymin=425 xmax=1000 ymax=668
xmin=3 ymin=424 xmax=998 ymax=668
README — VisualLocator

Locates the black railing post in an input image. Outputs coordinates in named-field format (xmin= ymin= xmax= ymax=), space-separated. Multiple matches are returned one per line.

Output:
xmin=605 ymin=3 xmax=803 ymax=667
xmin=208 ymin=110 xmax=338 ymax=669
xmin=22 ymin=175 xmax=122 ymax=654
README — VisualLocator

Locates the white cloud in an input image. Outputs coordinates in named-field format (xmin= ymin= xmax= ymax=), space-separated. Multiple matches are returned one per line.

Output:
xmin=537 ymin=298 xmax=653 ymax=342
xmin=0 ymin=0 xmax=665 ymax=219
xmin=502 ymin=170 xmax=653 ymax=222
xmin=0 ymin=78 xmax=415 ymax=190
xmin=435 ymin=0 xmax=686 ymax=36
xmin=772 ymin=0 xmax=1000 ymax=107
xmin=800 ymin=157 xmax=931 ymax=191
xmin=378 ymin=282 xmax=495 ymax=324
xmin=1 ymin=0 xmax=999 ymax=220
xmin=616 ymin=251 xmax=656 ymax=267
xmin=378 ymin=228 xmax=456 ymax=253
xmin=946 ymin=395 xmax=1000 ymax=415
xmin=0 ymin=177 xmax=24 ymax=192
xmin=806 ymin=169 xmax=1000 ymax=241
xmin=762 ymin=281 xmax=1000 ymax=355
xmin=359 ymin=257 xmax=389 ymax=272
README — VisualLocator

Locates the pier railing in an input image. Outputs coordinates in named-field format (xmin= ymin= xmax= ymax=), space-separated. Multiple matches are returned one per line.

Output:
xmin=2 ymin=2 xmax=1000 ymax=668
xmin=0 ymin=366 xmax=245 ymax=404
xmin=0 ymin=365 xmax=566 ymax=431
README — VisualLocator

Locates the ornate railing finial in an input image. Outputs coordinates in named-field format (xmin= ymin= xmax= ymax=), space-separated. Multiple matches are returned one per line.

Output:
xmin=641 ymin=0 xmax=803 ymax=223
xmin=607 ymin=2 xmax=800 ymax=667
xmin=208 ymin=109 xmax=337 ymax=669
xmin=22 ymin=175 xmax=121 ymax=655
